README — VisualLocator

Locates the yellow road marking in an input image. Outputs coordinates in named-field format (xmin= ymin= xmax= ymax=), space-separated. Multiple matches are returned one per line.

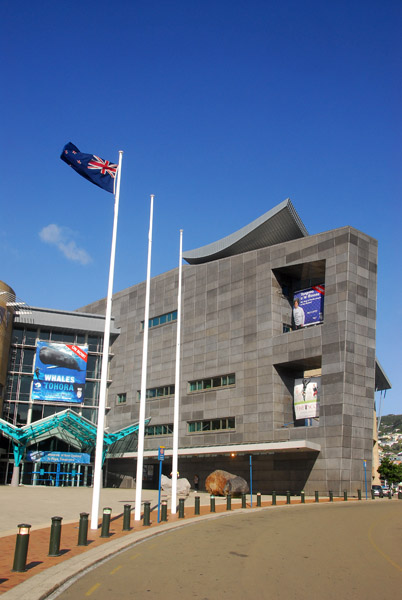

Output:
xmin=110 ymin=565 xmax=122 ymax=575
xmin=85 ymin=583 xmax=101 ymax=596
xmin=130 ymin=552 xmax=141 ymax=560
xmin=368 ymin=516 xmax=402 ymax=573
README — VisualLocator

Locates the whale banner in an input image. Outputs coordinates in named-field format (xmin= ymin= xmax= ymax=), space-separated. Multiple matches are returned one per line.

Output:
xmin=32 ymin=341 xmax=88 ymax=403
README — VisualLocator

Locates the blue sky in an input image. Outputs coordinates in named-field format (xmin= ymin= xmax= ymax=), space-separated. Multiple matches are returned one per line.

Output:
xmin=1 ymin=1 xmax=400 ymax=414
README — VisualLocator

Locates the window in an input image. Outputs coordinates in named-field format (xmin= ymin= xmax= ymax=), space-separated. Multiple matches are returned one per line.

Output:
xmin=24 ymin=328 xmax=37 ymax=346
xmin=117 ymin=393 xmax=127 ymax=405
xmin=141 ymin=310 xmax=177 ymax=330
xmin=138 ymin=385 xmax=175 ymax=400
xmin=86 ymin=354 xmax=101 ymax=379
xmin=87 ymin=335 xmax=103 ymax=352
xmin=188 ymin=418 xmax=235 ymax=433
xmin=189 ymin=374 xmax=235 ymax=393
xmin=51 ymin=331 xmax=75 ymax=343
xmin=145 ymin=424 xmax=174 ymax=436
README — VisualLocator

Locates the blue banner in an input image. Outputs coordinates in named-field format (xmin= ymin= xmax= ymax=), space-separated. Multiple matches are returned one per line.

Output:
xmin=32 ymin=341 xmax=88 ymax=403
xmin=293 ymin=285 xmax=325 ymax=327
xmin=27 ymin=451 xmax=90 ymax=464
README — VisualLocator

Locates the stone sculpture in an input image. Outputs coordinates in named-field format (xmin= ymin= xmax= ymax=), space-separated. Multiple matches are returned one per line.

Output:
xmin=205 ymin=469 xmax=249 ymax=496
xmin=161 ymin=474 xmax=191 ymax=497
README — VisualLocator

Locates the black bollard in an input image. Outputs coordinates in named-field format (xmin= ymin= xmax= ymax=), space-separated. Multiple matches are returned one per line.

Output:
xmin=194 ymin=496 xmax=200 ymax=515
xmin=210 ymin=495 xmax=216 ymax=513
xmin=286 ymin=491 xmax=291 ymax=505
xmin=161 ymin=500 xmax=168 ymax=521
xmin=371 ymin=489 xmax=375 ymax=500
xmin=357 ymin=489 xmax=362 ymax=501
xmin=344 ymin=491 xmax=348 ymax=502
xmin=101 ymin=507 xmax=112 ymax=537
xmin=272 ymin=491 xmax=276 ymax=506
xmin=48 ymin=516 xmax=63 ymax=556
xmin=315 ymin=491 xmax=319 ymax=503
xmin=388 ymin=490 xmax=392 ymax=500
xmin=398 ymin=491 xmax=402 ymax=500
xmin=78 ymin=512 xmax=89 ymax=546
xmin=143 ymin=502 xmax=151 ymax=526
xmin=179 ymin=498 xmax=185 ymax=518
xmin=300 ymin=491 xmax=305 ymax=504
xmin=123 ymin=504 xmax=131 ymax=531
xmin=257 ymin=493 xmax=261 ymax=507
xmin=12 ymin=524 xmax=31 ymax=572
xmin=329 ymin=490 xmax=333 ymax=502
xmin=226 ymin=494 xmax=232 ymax=511
xmin=241 ymin=493 xmax=247 ymax=508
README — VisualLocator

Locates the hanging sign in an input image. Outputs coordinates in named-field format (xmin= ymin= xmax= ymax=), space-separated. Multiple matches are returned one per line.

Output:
xmin=32 ymin=341 xmax=88 ymax=403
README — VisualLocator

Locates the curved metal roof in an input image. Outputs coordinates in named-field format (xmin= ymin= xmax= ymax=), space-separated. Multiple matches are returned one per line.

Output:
xmin=183 ymin=198 xmax=308 ymax=265
xmin=0 ymin=409 xmax=150 ymax=453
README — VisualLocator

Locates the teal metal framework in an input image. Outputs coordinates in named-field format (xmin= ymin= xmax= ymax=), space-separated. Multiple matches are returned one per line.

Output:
xmin=0 ymin=409 xmax=150 ymax=468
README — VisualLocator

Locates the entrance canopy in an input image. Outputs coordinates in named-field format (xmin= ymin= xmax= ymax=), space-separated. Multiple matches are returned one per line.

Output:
xmin=116 ymin=439 xmax=321 ymax=461
xmin=0 ymin=409 xmax=149 ymax=465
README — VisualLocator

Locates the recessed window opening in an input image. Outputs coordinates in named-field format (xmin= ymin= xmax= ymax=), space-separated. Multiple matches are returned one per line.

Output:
xmin=188 ymin=374 xmax=235 ymax=393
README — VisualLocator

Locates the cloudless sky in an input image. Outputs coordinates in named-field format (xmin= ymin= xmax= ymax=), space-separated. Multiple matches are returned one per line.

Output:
xmin=1 ymin=1 xmax=400 ymax=414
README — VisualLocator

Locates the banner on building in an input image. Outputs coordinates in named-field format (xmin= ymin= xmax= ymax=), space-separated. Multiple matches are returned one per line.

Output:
xmin=294 ymin=377 xmax=321 ymax=420
xmin=27 ymin=451 xmax=91 ymax=464
xmin=32 ymin=341 xmax=88 ymax=403
xmin=293 ymin=285 xmax=325 ymax=327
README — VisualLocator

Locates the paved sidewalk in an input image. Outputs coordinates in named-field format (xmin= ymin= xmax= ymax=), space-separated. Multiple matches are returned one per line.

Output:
xmin=0 ymin=485 xmax=361 ymax=598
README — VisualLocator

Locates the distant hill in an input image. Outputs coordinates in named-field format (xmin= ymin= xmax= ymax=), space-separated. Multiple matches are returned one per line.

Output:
xmin=379 ymin=414 xmax=402 ymax=435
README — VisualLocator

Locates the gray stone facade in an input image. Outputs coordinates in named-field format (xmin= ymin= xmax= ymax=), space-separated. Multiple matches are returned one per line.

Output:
xmin=83 ymin=225 xmax=378 ymax=495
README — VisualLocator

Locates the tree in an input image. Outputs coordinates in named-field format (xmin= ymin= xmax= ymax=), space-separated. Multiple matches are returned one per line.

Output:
xmin=378 ymin=457 xmax=402 ymax=485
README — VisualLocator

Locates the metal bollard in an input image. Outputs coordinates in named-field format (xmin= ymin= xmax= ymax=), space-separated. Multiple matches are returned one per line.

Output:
xmin=210 ymin=495 xmax=216 ymax=513
xmin=344 ymin=491 xmax=348 ymax=502
xmin=161 ymin=500 xmax=168 ymax=521
xmin=272 ymin=491 xmax=276 ymax=506
xmin=12 ymin=524 xmax=31 ymax=572
xmin=179 ymin=498 xmax=185 ymax=518
xmin=315 ymin=491 xmax=319 ymax=503
xmin=226 ymin=494 xmax=232 ymax=511
xmin=286 ymin=491 xmax=291 ymax=505
xmin=357 ymin=489 xmax=362 ymax=501
xmin=329 ymin=490 xmax=333 ymax=502
xmin=257 ymin=492 xmax=261 ymax=507
xmin=241 ymin=493 xmax=247 ymax=508
xmin=78 ymin=512 xmax=89 ymax=546
xmin=123 ymin=504 xmax=131 ymax=531
xmin=143 ymin=502 xmax=151 ymax=526
xmin=371 ymin=489 xmax=375 ymax=500
xmin=398 ymin=491 xmax=402 ymax=500
xmin=101 ymin=507 xmax=112 ymax=537
xmin=48 ymin=516 xmax=63 ymax=556
xmin=300 ymin=491 xmax=305 ymax=504
xmin=194 ymin=496 xmax=200 ymax=515
xmin=388 ymin=490 xmax=392 ymax=500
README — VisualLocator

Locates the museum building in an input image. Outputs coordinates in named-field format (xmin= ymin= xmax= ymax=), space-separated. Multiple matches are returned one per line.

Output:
xmin=0 ymin=199 xmax=391 ymax=493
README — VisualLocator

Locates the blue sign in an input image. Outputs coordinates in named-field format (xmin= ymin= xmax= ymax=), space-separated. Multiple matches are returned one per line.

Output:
xmin=158 ymin=446 xmax=165 ymax=461
xmin=32 ymin=341 xmax=88 ymax=403
xmin=27 ymin=451 xmax=90 ymax=464
xmin=293 ymin=285 xmax=325 ymax=327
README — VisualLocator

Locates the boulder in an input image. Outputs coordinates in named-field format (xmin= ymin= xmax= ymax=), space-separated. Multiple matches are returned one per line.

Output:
xmin=205 ymin=470 xmax=249 ymax=496
xmin=224 ymin=476 xmax=249 ymax=495
xmin=161 ymin=474 xmax=191 ymax=497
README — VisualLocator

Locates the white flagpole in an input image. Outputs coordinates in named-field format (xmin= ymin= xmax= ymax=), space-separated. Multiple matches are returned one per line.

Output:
xmin=134 ymin=194 xmax=154 ymax=521
xmin=90 ymin=150 xmax=123 ymax=530
xmin=171 ymin=229 xmax=183 ymax=514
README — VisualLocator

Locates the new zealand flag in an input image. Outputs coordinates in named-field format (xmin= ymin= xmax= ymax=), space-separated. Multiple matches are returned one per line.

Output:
xmin=61 ymin=142 xmax=118 ymax=193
